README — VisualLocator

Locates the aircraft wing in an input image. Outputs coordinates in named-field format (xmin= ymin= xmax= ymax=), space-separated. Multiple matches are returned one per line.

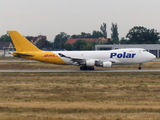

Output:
xmin=58 ymin=53 xmax=121 ymax=66
xmin=108 ymin=59 xmax=120 ymax=63
xmin=58 ymin=53 xmax=99 ymax=63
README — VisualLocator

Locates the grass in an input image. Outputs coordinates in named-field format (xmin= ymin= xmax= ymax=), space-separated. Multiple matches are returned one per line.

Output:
xmin=0 ymin=72 xmax=160 ymax=120
xmin=0 ymin=57 xmax=160 ymax=119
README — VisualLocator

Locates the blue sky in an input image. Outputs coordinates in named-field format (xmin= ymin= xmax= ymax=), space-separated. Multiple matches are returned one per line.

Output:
xmin=0 ymin=0 xmax=160 ymax=41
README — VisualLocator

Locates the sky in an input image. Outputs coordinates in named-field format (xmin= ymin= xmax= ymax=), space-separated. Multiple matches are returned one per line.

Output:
xmin=0 ymin=0 xmax=160 ymax=41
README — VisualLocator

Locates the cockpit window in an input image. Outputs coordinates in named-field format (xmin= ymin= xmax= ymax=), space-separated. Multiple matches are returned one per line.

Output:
xmin=143 ymin=50 xmax=147 ymax=52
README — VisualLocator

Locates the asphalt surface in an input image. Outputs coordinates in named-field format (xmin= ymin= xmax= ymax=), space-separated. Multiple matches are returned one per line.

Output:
xmin=0 ymin=69 xmax=160 ymax=73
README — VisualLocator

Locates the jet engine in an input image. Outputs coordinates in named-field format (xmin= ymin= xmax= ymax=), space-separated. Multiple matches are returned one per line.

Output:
xmin=86 ymin=59 xmax=95 ymax=66
xmin=102 ymin=61 xmax=112 ymax=68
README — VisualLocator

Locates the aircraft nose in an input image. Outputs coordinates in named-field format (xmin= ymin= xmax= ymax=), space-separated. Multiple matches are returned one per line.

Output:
xmin=145 ymin=53 xmax=156 ymax=62
xmin=153 ymin=54 xmax=156 ymax=59
xmin=150 ymin=54 xmax=156 ymax=60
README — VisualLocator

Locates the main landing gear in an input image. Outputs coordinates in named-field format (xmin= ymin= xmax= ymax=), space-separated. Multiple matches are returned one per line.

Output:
xmin=80 ymin=66 xmax=94 ymax=70
xmin=138 ymin=64 xmax=142 ymax=70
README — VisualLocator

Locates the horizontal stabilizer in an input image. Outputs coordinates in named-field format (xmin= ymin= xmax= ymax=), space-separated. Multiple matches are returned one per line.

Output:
xmin=14 ymin=53 xmax=34 ymax=57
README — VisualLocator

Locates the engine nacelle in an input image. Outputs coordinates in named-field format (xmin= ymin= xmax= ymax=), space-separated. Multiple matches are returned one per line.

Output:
xmin=102 ymin=61 xmax=112 ymax=68
xmin=86 ymin=59 xmax=95 ymax=66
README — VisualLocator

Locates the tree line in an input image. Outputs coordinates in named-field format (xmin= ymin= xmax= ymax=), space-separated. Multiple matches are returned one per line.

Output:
xmin=0 ymin=23 xmax=159 ymax=50
xmin=54 ymin=23 xmax=160 ymax=50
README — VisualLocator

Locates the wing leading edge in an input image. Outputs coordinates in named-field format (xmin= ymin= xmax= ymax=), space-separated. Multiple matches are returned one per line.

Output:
xmin=58 ymin=53 xmax=99 ymax=62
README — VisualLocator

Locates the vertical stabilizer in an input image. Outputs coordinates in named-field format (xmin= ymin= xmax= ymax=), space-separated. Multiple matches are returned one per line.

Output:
xmin=8 ymin=31 xmax=41 ymax=52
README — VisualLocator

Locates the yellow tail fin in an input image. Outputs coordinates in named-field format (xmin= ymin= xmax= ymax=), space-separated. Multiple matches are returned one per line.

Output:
xmin=8 ymin=31 xmax=41 ymax=52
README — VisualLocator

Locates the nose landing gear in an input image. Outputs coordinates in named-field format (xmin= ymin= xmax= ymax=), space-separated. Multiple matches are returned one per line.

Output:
xmin=138 ymin=64 xmax=142 ymax=70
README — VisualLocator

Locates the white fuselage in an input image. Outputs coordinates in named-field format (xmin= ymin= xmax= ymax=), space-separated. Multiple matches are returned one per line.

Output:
xmin=54 ymin=48 xmax=156 ymax=65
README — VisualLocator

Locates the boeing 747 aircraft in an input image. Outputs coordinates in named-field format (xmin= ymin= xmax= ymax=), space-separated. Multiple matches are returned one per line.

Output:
xmin=8 ymin=31 xmax=156 ymax=70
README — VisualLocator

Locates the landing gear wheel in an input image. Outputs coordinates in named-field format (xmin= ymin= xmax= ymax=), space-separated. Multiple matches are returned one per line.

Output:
xmin=138 ymin=67 xmax=142 ymax=70
xmin=80 ymin=66 xmax=94 ymax=70
xmin=80 ymin=66 xmax=83 ymax=70
xmin=138 ymin=64 xmax=142 ymax=70
xmin=88 ymin=67 xmax=94 ymax=70
xmin=80 ymin=66 xmax=86 ymax=70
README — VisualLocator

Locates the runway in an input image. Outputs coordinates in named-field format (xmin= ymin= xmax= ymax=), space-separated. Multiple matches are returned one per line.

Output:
xmin=0 ymin=60 xmax=159 ymax=73
xmin=0 ymin=69 xmax=160 ymax=73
